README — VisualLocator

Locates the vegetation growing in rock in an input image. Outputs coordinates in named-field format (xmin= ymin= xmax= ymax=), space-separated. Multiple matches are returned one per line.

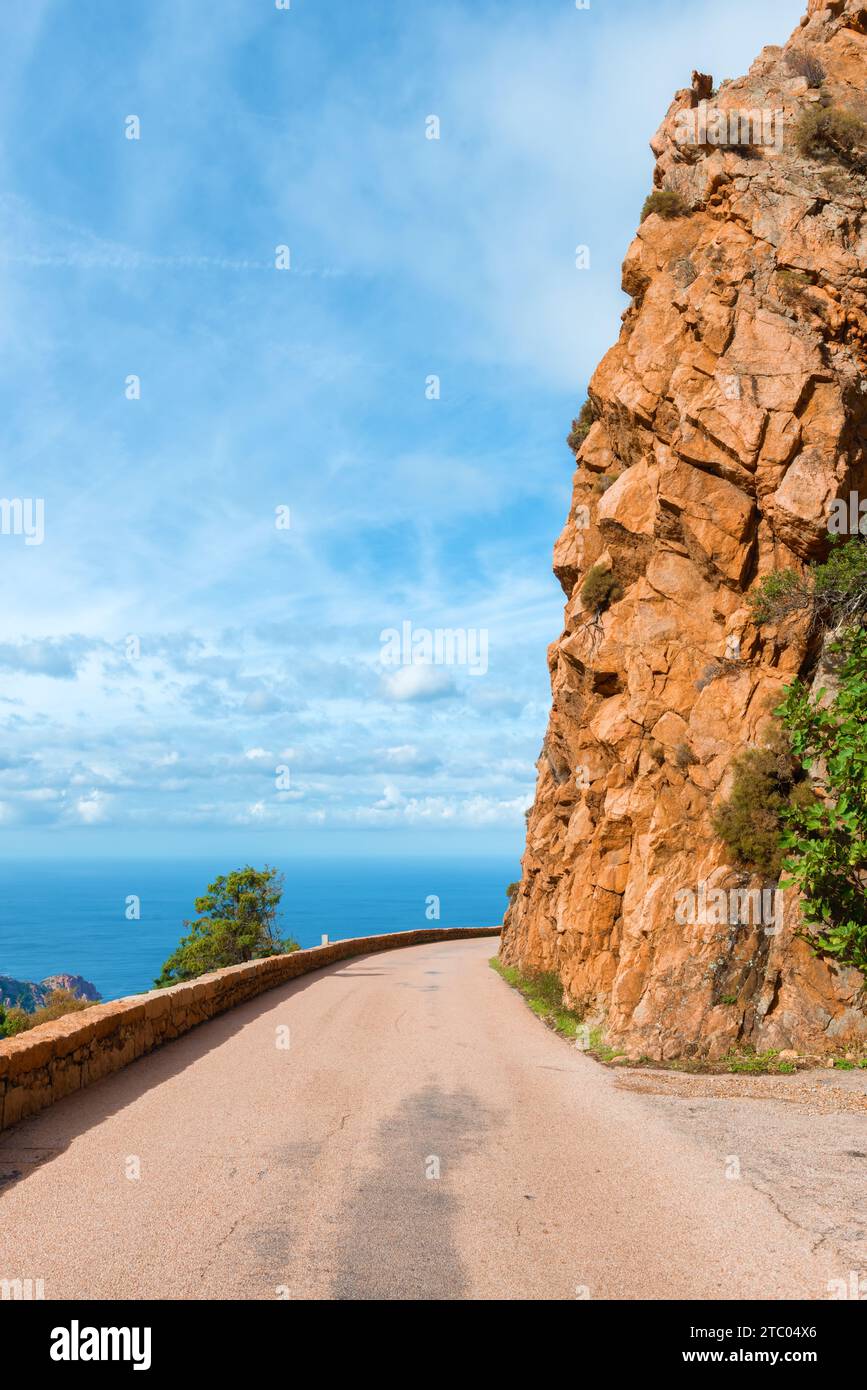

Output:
xmin=794 ymin=105 xmax=867 ymax=169
xmin=776 ymin=268 xmax=814 ymax=306
xmin=713 ymin=735 xmax=814 ymax=878
xmin=695 ymin=662 xmax=723 ymax=691
xmin=593 ymin=474 xmax=617 ymax=495
xmin=506 ymin=881 xmax=520 ymax=900
xmin=672 ymin=256 xmax=698 ymax=288
xmin=719 ymin=544 xmax=867 ymax=973
xmin=566 ymin=398 xmax=596 ymax=453
xmin=785 ymin=50 xmax=826 ymax=88
xmin=776 ymin=628 xmax=867 ymax=973
xmin=155 ymin=865 xmax=298 ymax=987
xmin=641 ymin=189 xmax=689 ymax=222
xmin=749 ymin=537 xmax=867 ymax=631
xmin=720 ymin=1047 xmax=797 ymax=1075
xmin=580 ymin=565 xmax=622 ymax=613
xmin=675 ymin=743 xmax=698 ymax=771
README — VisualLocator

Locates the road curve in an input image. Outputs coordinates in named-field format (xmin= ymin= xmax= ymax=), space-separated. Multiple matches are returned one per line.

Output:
xmin=0 ymin=938 xmax=841 ymax=1300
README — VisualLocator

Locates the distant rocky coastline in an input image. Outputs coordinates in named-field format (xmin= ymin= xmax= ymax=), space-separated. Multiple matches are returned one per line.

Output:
xmin=0 ymin=973 xmax=101 ymax=1012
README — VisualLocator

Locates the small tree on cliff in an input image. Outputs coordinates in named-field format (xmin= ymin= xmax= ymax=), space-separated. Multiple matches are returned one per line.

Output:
xmin=155 ymin=866 xmax=298 ymax=987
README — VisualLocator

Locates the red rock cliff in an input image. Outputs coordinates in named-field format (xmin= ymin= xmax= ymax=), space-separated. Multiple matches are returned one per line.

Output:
xmin=500 ymin=0 xmax=867 ymax=1060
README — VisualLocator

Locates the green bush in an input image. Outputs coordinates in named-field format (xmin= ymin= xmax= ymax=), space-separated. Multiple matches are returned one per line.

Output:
xmin=713 ymin=735 xmax=814 ymax=878
xmin=776 ymin=268 xmax=814 ymax=306
xmin=155 ymin=865 xmax=299 ymax=987
xmin=505 ymin=881 xmax=520 ymax=900
xmin=641 ymin=189 xmax=689 ymax=222
xmin=567 ymin=398 xmax=595 ymax=453
xmin=0 ymin=990 xmax=91 ymax=1036
xmin=812 ymin=538 xmax=867 ymax=620
xmin=1 ymin=1007 xmax=31 ymax=1036
xmin=794 ymin=105 xmax=867 ymax=167
xmin=580 ymin=565 xmax=623 ymax=613
xmin=748 ymin=568 xmax=810 ymax=626
xmin=749 ymin=538 xmax=867 ymax=630
xmin=777 ymin=628 xmax=867 ymax=972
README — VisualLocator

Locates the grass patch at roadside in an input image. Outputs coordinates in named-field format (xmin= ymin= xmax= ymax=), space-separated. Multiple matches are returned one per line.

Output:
xmin=489 ymin=957 xmax=625 ymax=1062
xmin=718 ymin=1047 xmax=797 ymax=1076
xmin=488 ymin=960 xmax=855 ymax=1075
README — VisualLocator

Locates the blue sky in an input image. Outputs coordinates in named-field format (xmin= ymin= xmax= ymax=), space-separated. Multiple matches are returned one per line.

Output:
xmin=0 ymin=0 xmax=803 ymax=859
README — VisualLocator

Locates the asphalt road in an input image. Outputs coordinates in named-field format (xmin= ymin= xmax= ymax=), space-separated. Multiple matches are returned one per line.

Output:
xmin=0 ymin=938 xmax=846 ymax=1300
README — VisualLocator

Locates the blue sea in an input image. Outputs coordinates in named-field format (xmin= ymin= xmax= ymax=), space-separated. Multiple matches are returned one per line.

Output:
xmin=0 ymin=857 xmax=515 ymax=1002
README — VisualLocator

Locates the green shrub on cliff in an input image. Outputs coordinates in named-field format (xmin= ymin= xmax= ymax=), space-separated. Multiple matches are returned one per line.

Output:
xmin=749 ymin=538 xmax=867 ymax=631
xmin=776 ymin=268 xmax=814 ymax=307
xmin=581 ymin=565 xmax=622 ymax=613
xmin=776 ymin=628 xmax=867 ymax=973
xmin=712 ymin=735 xmax=814 ymax=879
xmin=794 ymin=105 xmax=867 ymax=168
xmin=641 ymin=189 xmax=689 ymax=222
xmin=155 ymin=865 xmax=299 ymax=987
xmin=566 ymin=398 xmax=595 ymax=453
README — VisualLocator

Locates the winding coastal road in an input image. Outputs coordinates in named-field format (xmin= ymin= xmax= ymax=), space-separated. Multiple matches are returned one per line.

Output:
xmin=0 ymin=937 xmax=847 ymax=1300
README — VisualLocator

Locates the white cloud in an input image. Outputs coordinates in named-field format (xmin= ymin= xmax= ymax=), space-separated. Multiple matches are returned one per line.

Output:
xmin=75 ymin=790 xmax=107 ymax=824
xmin=381 ymin=666 xmax=456 ymax=702
xmin=383 ymin=745 xmax=419 ymax=766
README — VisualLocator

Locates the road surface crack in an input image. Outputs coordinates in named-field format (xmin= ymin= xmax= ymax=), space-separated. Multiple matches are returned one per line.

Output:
xmin=199 ymin=1217 xmax=241 ymax=1281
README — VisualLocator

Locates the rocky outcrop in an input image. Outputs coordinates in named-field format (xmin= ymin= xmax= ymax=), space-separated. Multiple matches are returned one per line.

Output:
xmin=0 ymin=974 xmax=101 ymax=1011
xmin=500 ymin=1 xmax=867 ymax=1060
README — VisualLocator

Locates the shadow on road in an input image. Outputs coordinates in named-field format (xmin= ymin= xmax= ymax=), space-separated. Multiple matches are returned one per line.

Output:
xmin=330 ymin=1083 xmax=500 ymax=1301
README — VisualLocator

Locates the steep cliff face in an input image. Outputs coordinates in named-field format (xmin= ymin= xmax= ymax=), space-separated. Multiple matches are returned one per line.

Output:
xmin=500 ymin=0 xmax=867 ymax=1060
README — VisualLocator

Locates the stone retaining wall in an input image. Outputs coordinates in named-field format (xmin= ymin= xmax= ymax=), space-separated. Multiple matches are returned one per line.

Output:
xmin=0 ymin=927 xmax=500 ymax=1133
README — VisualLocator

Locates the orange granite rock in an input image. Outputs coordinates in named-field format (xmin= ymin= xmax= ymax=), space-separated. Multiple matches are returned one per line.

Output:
xmin=500 ymin=1 xmax=867 ymax=1061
